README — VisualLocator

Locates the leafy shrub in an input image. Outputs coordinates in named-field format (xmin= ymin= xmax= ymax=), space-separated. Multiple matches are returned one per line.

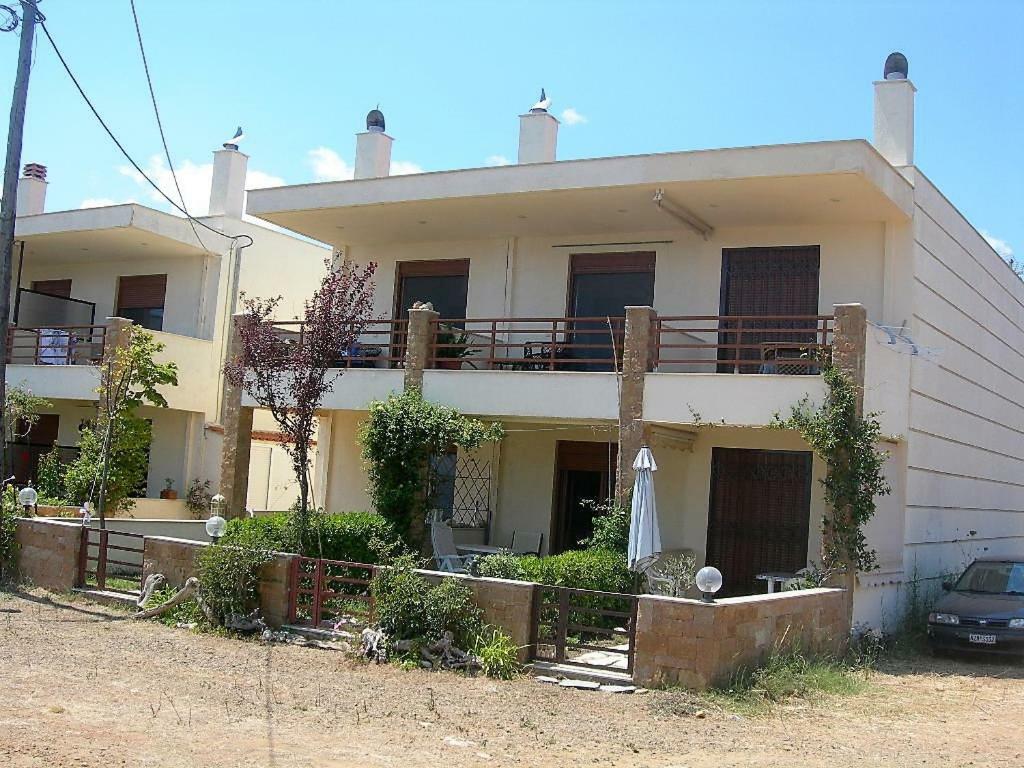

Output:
xmin=475 ymin=553 xmax=526 ymax=581
xmin=149 ymin=584 xmax=206 ymax=628
xmin=371 ymin=553 xmax=431 ymax=640
xmin=186 ymin=478 xmax=213 ymax=519
xmin=36 ymin=447 xmax=71 ymax=506
xmin=579 ymin=498 xmax=630 ymax=553
xmin=473 ymin=627 xmax=521 ymax=680
xmin=479 ymin=549 xmax=633 ymax=594
xmin=0 ymin=487 xmax=19 ymax=583
xmin=221 ymin=511 xmax=402 ymax=564
xmin=195 ymin=542 xmax=273 ymax=625
xmin=424 ymin=576 xmax=483 ymax=648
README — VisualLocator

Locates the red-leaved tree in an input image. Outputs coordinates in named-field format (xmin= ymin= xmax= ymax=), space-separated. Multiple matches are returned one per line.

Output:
xmin=224 ymin=258 xmax=376 ymax=546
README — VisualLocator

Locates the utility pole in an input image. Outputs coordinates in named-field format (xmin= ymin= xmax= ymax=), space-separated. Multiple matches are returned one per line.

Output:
xmin=0 ymin=2 xmax=39 ymax=482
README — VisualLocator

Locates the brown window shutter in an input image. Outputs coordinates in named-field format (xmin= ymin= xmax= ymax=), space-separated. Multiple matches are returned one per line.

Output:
xmin=117 ymin=274 xmax=167 ymax=310
xmin=31 ymin=279 xmax=72 ymax=298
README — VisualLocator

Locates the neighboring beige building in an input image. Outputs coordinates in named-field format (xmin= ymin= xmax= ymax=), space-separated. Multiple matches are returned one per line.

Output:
xmin=9 ymin=144 xmax=330 ymax=516
xmin=243 ymin=56 xmax=1023 ymax=628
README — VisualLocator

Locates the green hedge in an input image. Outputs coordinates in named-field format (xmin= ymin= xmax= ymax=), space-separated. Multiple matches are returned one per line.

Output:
xmin=477 ymin=549 xmax=633 ymax=594
xmin=221 ymin=511 xmax=401 ymax=564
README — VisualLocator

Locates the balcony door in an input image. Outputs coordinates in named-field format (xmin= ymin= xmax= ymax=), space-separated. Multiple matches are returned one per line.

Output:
xmin=705 ymin=448 xmax=812 ymax=596
xmin=567 ymin=252 xmax=655 ymax=371
xmin=394 ymin=260 xmax=470 ymax=320
xmin=718 ymin=246 xmax=820 ymax=373
xmin=116 ymin=274 xmax=167 ymax=332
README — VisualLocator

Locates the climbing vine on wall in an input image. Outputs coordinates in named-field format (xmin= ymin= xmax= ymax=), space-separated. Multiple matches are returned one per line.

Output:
xmin=359 ymin=391 xmax=503 ymax=550
xmin=772 ymin=363 xmax=890 ymax=574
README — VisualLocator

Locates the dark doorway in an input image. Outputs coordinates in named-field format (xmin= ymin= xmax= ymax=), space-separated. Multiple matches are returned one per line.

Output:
xmin=718 ymin=246 xmax=820 ymax=373
xmin=705 ymin=448 xmax=813 ymax=596
xmin=394 ymin=260 xmax=470 ymax=320
xmin=552 ymin=441 xmax=617 ymax=553
xmin=567 ymin=252 xmax=655 ymax=370
xmin=7 ymin=413 xmax=59 ymax=485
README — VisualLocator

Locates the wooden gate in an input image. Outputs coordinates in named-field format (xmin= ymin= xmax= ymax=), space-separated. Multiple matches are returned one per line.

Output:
xmin=530 ymin=585 xmax=638 ymax=674
xmin=77 ymin=528 xmax=145 ymax=592
xmin=287 ymin=556 xmax=376 ymax=630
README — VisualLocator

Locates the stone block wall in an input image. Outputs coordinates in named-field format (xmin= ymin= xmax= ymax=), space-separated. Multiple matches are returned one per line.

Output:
xmin=418 ymin=569 xmax=536 ymax=661
xmin=259 ymin=553 xmax=297 ymax=629
xmin=14 ymin=518 xmax=84 ymax=592
xmin=633 ymin=588 xmax=849 ymax=690
xmin=142 ymin=536 xmax=207 ymax=588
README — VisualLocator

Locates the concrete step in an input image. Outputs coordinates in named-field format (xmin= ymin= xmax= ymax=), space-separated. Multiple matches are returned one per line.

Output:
xmin=73 ymin=587 xmax=139 ymax=610
xmin=528 ymin=660 xmax=634 ymax=686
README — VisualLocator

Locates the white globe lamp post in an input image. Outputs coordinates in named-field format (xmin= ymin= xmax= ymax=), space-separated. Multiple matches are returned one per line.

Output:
xmin=695 ymin=566 xmax=724 ymax=603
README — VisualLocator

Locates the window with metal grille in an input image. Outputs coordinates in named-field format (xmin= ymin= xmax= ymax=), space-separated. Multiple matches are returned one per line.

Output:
xmin=116 ymin=274 xmax=167 ymax=331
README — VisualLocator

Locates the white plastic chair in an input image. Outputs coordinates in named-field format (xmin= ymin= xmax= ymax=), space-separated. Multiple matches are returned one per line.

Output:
xmin=430 ymin=522 xmax=477 ymax=573
xmin=510 ymin=530 xmax=543 ymax=555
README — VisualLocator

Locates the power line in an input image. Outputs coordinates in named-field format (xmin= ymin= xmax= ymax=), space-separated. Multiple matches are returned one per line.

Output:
xmin=128 ymin=0 xmax=204 ymax=250
xmin=34 ymin=13 xmax=251 ymax=249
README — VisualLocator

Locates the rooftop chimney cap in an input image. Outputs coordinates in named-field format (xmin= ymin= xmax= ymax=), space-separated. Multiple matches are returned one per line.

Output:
xmin=23 ymin=162 xmax=46 ymax=181
xmin=883 ymin=52 xmax=909 ymax=80
xmin=366 ymin=108 xmax=386 ymax=133
xmin=529 ymin=88 xmax=551 ymax=114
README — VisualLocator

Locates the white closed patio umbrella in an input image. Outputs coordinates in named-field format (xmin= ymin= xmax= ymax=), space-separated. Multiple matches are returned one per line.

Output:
xmin=627 ymin=445 xmax=662 ymax=573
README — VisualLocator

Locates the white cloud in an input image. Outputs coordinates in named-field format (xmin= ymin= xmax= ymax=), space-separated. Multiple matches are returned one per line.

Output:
xmin=982 ymin=230 xmax=1014 ymax=260
xmin=80 ymin=197 xmax=122 ymax=208
xmin=485 ymin=154 xmax=510 ymax=167
xmin=390 ymin=160 xmax=423 ymax=176
xmin=307 ymin=147 xmax=421 ymax=181
xmin=308 ymin=146 xmax=354 ymax=182
xmin=118 ymin=155 xmax=283 ymax=216
xmin=560 ymin=107 xmax=588 ymax=126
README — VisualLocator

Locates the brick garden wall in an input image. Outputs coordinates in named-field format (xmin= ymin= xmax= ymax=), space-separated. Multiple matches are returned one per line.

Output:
xmin=14 ymin=518 xmax=83 ymax=592
xmin=142 ymin=536 xmax=205 ymax=589
xmin=632 ymin=588 xmax=849 ymax=690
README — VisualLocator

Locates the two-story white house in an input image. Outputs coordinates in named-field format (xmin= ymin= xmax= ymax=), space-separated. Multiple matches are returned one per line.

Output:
xmin=10 ymin=143 xmax=330 ymax=514
xmin=236 ymin=55 xmax=1023 ymax=628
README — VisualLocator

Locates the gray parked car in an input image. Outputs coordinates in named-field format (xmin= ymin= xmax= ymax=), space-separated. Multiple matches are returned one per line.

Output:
xmin=927 ymin=558 xmax=1024 ymax=656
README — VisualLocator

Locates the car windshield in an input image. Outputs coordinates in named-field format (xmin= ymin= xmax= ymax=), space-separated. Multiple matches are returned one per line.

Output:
xmin=954 ymin=562 xmax=1024 ymax=595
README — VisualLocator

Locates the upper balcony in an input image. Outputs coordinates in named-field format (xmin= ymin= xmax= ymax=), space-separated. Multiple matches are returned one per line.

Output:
xmin=260 ymin=310 xmax=836 ymax=427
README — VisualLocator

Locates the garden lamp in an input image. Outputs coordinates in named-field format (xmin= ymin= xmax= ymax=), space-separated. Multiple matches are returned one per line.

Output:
xmin=18 ymin=486 xmax=37 ymax=514
xmin=695 ymin=566 xmax=723 ymax=603
xmin=206 ymin=494 xmax=227 ymax=543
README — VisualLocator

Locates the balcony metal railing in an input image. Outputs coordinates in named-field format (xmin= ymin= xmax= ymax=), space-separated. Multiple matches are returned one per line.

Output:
xmin=264 ymin=319 xmax=409 ymax=368
xmin=653 ymin=315 xmax=834 ymax=374
xmin=258 ymin=313 xmax=834 ymax=375
xmin=6 ymin=325 xmax=107 ymax=366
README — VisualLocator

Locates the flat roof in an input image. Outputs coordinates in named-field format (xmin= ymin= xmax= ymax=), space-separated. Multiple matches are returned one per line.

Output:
xmin=247 ymin=139 xmax=915 ymax=245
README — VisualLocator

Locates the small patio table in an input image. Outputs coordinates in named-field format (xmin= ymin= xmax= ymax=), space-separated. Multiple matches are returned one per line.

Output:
xmin=456 ymin=544 xmax=509 ymax=556
xmin=756 ymin=571 xmax=796 ymax=593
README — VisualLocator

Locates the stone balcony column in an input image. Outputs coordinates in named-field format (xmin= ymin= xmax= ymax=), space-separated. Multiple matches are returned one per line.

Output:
xmin=219 ymin=313 xmax=254 ymax=519
xmin=403 ymin=306 xmax=440 ymax=392
xmin=831 ymin=303 xmax=868 ymax=418
xmin=100 ymin=316 xmax=133 ymax=366
xmin=616 ymin=306 xmax=657 ymax=501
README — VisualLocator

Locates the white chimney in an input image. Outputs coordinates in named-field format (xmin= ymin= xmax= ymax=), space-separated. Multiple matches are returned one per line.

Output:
xmin=208 ymin=144 xmax=248 ymax=219
xmin=873 ymin=52 xmax=915 ymax=167
xmin=518 ymin=89 xmax=558 ymax=164
xmin=354 ymin=108 xmax=392 ymax=179
xmin=16 ymin=163 xmax=47 ymax=216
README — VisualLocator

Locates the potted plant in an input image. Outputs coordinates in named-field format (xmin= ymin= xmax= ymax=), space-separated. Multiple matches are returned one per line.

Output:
xmin=434 ymin=330 xmax=477 ymax=370
xmin=160 ymin=478 xmax=178 ymax=500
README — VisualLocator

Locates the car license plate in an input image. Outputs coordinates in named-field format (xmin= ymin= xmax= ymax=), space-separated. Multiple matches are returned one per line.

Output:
xmin=968 ymin=633 xmax=997 ymax=645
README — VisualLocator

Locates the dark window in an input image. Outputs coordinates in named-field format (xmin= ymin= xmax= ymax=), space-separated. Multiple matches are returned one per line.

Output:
xmin=7 ymin=413 xmax=60 ymax=485
xmin=705 ymin=448 xmax=812 ymax=596
xmin=30 ymin=279 xmax=72 ymax=298
xmin=116 ymin=274 xmax=167 ymax=331
xmin=394 ymin=260 xmax=469 ymax=320
xmin=718 ymin=246 xmax=820 ymax=373
xmin=567 ymin=252 xmax=655 ymax=370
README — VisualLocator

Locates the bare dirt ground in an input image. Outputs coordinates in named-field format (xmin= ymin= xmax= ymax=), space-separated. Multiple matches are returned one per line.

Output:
xmin=1 ymin=589 xmax=1022 ymax=768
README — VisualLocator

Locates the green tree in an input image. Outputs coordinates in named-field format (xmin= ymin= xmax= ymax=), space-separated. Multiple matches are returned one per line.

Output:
xmin=61 ymin=327 xmax=177 ymax=519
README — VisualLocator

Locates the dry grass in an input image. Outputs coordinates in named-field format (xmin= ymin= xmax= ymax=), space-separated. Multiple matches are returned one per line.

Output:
xmin=1 ymin=588 xmax=1023 ymax=767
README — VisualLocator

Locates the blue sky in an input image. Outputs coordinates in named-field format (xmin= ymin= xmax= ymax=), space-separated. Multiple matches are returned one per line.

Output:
xmin=2 ymin=0 xmax=1021 ymax=260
